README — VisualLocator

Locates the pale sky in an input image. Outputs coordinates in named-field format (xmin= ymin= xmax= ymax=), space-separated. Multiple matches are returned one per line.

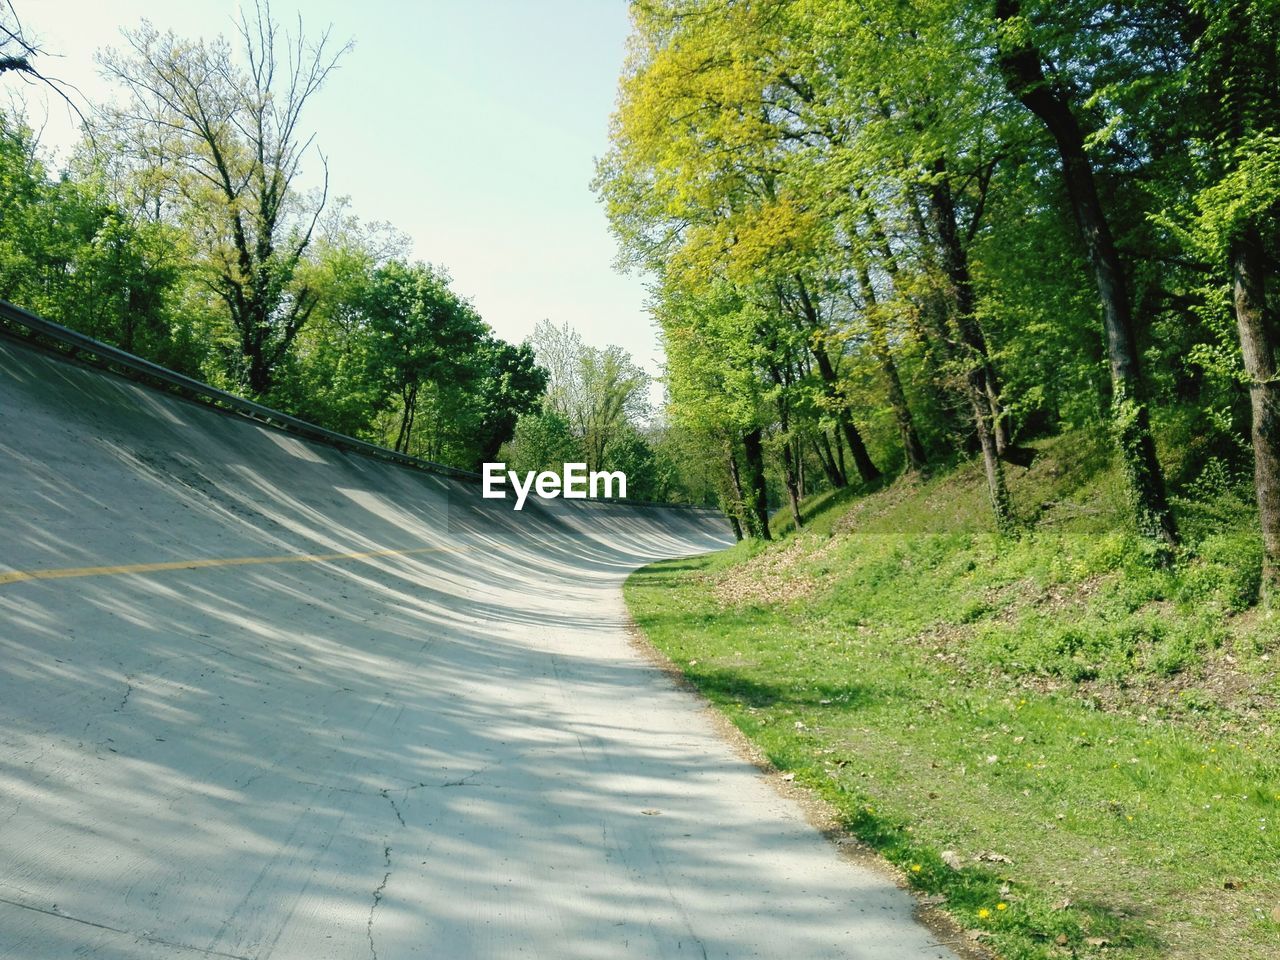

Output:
xmin=12 ymin=1 xmax=658 ymax=377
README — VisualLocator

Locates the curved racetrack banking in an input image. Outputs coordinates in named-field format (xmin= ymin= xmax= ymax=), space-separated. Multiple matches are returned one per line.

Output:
xmin=0 ymin=336 xmax=958 ymax=959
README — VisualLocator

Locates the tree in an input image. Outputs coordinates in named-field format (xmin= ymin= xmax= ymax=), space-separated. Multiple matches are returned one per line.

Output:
xmin=657 ymin=277 xmax=776 ymax=539
xmin=263 ymin=209 xmax=406 ymax=436
xmin=1180 ymin=0 xmax=1280 ymax=596
xmin=99 ymin=0 xmax=350 ymax=394
xmin=362 ymin=260 xmax=488 ymax=456
xmin=1 ymin=2 xmax=35 ymax=76
xmin=504 ymin=406 xmax=581 ymax=477
xmin=468 ymin=339 xmax=549 ymax=469
xmin=531 ymin=319 xmax=650 ymax=473
xmin=1 ymin=2 xmax=84 ymax=121
xmin=993 ymin=0 xmax=1179 ymax=549
xmin=0 ymin=111 xmax=196 ymax=371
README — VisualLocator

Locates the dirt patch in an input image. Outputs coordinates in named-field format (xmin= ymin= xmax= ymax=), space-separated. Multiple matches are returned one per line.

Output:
xmin=711 ymin=534 xmax=840 ymax=608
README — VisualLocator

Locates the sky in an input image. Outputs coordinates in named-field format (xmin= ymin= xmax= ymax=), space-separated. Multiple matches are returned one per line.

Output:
xmin=13 ymin=0 xmax=661 ymax=379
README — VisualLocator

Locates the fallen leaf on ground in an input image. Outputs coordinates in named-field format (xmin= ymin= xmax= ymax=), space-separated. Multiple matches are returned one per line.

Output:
xmin=977 ymin=851 xmax=1013 ymax=864
xmin=940 ymin=850 xmax=964 ymax=870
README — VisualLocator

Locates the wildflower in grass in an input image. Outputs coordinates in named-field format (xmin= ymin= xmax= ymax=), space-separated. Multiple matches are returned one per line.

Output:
xmin=978 ymin=907 xmax=991 ymax=919
xmin=911 ymin=864 xmax=922 ymax=873
xmin=997 ymin=902 xmax=1008 ymax=911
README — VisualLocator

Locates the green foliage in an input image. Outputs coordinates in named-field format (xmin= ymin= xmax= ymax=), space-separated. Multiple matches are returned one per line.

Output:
xmin=504 ymin=405 xmax=582 ymax=476
xmin=0 ymin=107 xmax=543 ymax=477
xmin=0 ymin=114 xmax=206 ymax=373
xmin=599 ymin=0 xmax=1280 ymax=568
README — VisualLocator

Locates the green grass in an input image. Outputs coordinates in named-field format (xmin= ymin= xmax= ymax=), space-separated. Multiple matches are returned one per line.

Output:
xmin=626 ymin=431 xmax=1280 ymax=960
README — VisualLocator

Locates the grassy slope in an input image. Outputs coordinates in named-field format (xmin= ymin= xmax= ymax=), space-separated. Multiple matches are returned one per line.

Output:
xmin=626 ymin=431 xmax=1280 ymax=960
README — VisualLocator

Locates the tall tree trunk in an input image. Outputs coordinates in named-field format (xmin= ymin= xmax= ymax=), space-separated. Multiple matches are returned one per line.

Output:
xmin=742 ymin=427 xmax=773 ymax=541
xmin=808 ymin=338 xmax=880 ymax=483
xmin=726 ymin=444 xmax=754 ymax=538
xmin=995 ymin=0 xmax=1177 ymax=549
xmin=915 ymin=288 xmax=973 ymax=445
xmin=814 ymin=433 xmax=847 ymax=488
xmin=856 ymin=263 xmax=928 ymax=472
xmin=764 ymin=358 xmax=806 ymax=527
xmin=395 ymin=382 xmax=418 ymax=454
xmin=882 ymin=347 xmax=929 ymax=473
xmin=925 ymin=161 xmax=1010 ymax=452
xmin=722 ymin=497 xmax=745 ymax=541
xmin=923 ymin=164 xmax=1013 ymax=529
xmin=781 ymin=438 xmax=804 ymax=530
xmin=863 ymin=190 xmax=965 ymax=444
xmin=904 ymin=183 xmax=998 ymax=453
xmin=769 ymin=383 xmax=805 ymax=529
xmin=1232 ymin=227 xmax=1280 ymax=599
xmin=792 ymin=275 xmax=881 ymax=483
xmin=727 ymin=512 xmax=745 ymax=541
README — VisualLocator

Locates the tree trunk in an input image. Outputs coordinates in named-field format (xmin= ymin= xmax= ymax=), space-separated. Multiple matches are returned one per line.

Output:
xmin=395 ymin=382 xmax=418 ymax=454
xmin=883 ymin=348 xmax=929 ymax=473
xmin=781 ymin=437 xmax=804 ymax=530
xmin=772 ymin=392 xmax=804 ymax=529
xmin=723 ymin=500 xmax=745 ymax=542
xmin=726 ymin=444 xmax=755 ymax=538
xmin=915 ymin=288 xmax=973 ymax=445
xmin=1232 ymin=227 xmax=1280 ymax=599
xmin=995 ymin=0 xmax=1177 ymax=549
xmin=923 ymin=164 xmax=1012 ymax=529
xmin=968 ymin=364 xmax=1013 ymax=532
xmin=924 ymin=161 xmax=1010 ymax=451
xmin=742 ymin=427 xmax=773 ymax=541
xmin=856 ymin=263 xmax=928 ymax=472
xmin=728 ymin=513 xmax=745 ymax=541
xmin=814 ymin=433 xmax=847 ymax=488
xmin=864 ymin=191 xmax=965 ymax=446
xmin=809 ymin=340 xmax=880 ymax=483
xmin=792 ymin=275 xmax=881 ymax=483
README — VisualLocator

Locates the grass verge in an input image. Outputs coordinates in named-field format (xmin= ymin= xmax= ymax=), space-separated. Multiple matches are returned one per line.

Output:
xmin=625 ymin=433 xmax=1280 ymax=960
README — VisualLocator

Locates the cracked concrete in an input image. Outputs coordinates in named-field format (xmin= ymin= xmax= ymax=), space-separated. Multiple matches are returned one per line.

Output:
xmin=0 ymin=336 xmax=958 ymax=958
xmin=117 ymin=678 xmax=133 ymax=712
xmin=378 ymin=789 xmax=405 ymax=828
xmin=366 ymin=846 xmax=391 ymax=960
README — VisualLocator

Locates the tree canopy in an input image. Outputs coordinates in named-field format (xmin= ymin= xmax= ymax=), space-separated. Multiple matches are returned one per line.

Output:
xmin=596 ymin=0 xmax=1280 ymax=594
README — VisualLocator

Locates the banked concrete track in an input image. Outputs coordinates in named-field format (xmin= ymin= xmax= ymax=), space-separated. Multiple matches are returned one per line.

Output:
xmin=0 ymin=336 xmax=957 ymax=959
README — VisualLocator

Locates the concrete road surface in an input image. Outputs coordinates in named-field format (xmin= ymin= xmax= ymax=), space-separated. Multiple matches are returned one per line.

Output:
xmin=0 ymin=337 xmax=959 ymax=959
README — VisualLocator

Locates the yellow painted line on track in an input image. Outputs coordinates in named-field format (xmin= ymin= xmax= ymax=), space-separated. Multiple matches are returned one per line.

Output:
xmin=0 ymin=545 xmax=466 ymax=586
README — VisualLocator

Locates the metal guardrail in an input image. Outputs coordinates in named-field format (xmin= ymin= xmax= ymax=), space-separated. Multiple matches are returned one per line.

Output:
xmin=0 ymin=298 xmax=716 ymax=512
xmin=0 ymin=297 xmax=482 ymax=482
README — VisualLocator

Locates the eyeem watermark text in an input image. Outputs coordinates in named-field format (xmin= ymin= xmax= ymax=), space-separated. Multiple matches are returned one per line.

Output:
xmin=482 ymin=463 xmax=627 ymax=510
